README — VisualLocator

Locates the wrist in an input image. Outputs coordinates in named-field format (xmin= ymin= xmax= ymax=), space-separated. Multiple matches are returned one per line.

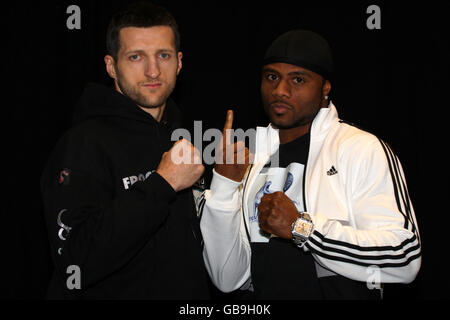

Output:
xmin=156 ymin=169 xmax=179 ymax=192
xmin=214 ymin=165 xmax=244 ymax=182
xmin=209 ymin=169 xmax=241 ymax=202
xmin=145 ymin=172 xmax=177 ymax=203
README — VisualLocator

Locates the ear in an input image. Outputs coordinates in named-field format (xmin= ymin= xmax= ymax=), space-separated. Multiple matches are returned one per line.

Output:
xmin=104 ymin=55 xmax=117 ymax=80
xmin=322 ymin=79 xmax=331 ymax=97
xmin=176 ymin=51 xmax=183 ymax=75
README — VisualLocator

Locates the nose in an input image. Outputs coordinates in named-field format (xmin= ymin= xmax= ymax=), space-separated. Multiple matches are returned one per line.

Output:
xmin=145 ymin=57 xmax=161 ymax=79
xmin=272 ymin=79 xmax=291 ymax=99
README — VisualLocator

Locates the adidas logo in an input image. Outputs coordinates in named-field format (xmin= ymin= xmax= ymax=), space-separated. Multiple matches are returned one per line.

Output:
xmin=327 ymin=166 xmax=338 ymax=176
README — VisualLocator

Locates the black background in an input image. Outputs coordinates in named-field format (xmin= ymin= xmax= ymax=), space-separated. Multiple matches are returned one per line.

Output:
xmin=2 ymin=0 xmax=449 ymax=300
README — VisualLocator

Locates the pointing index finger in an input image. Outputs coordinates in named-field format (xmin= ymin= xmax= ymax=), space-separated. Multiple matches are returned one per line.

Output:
xmin=222 ymin=110 xmax=234 ymax=146
xmin=223 ymin=109 xmax=233 ymax=132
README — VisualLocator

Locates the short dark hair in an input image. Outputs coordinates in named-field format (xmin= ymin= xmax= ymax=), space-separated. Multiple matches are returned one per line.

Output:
xmin=106 ymin=1 xmax=180 ymax=60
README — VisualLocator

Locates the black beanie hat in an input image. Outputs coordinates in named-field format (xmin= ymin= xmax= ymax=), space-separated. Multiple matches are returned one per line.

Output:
xmin=263 ymin=30 xmax=334 ymax=81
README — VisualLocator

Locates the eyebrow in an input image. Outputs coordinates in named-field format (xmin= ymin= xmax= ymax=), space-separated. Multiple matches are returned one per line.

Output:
xmin=288 ymin=70 xmax=312 ymax=78
xmin=262 ymin=67 xmax=312 ymax=78
xmin=123 ymin=48 xmax=175 ymax=55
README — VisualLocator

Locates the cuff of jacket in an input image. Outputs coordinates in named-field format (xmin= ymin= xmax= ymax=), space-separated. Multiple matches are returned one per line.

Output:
xmin=144 ymin=172 xmax=177 ymax=204
xmin=209 ymin=169 xmax=241 ymax=203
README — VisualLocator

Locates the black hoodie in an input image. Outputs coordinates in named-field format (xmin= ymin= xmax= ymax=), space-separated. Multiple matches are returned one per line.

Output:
xmin=41 ymin=83 xmax=210 ymax=299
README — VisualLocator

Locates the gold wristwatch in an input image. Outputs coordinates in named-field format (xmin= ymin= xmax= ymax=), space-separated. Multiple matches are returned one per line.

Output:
xmin=291 ymin=212 xmax=314 ymax=247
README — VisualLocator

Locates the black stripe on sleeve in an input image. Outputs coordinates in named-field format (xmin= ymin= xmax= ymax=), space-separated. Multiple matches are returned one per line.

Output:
xmin=383 ymin=141 xmax=418 ymax=235
xmin=309 ymin=231 xmax=420 ymax=262
xmin=378 ymin=140 xmax=410 ymax=230
xmin=306 ymin=241 xmax=422 ymax=268
xmin=311 ymin=230 xmax=418 ymax=252
xmin=379 ymin=139 xmax=418 ymax=235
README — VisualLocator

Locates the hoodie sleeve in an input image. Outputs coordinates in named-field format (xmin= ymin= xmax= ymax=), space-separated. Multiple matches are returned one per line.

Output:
xmin=41 ymin=128 xmax=176 ymax=292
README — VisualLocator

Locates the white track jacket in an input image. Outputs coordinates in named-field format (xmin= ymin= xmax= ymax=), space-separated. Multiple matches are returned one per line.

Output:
xmin=200 ymin=102 xmax=421 ymax=293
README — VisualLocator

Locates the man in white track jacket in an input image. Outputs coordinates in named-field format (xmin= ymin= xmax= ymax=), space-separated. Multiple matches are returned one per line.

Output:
xmin=200 ymin=30 xmax=421 ymax=299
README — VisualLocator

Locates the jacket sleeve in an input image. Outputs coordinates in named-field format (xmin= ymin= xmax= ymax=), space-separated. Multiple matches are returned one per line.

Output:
xmin=199 ymin=170 xmax=252 ymax=293
xmin=306 ymin=138 xmax=421 ymax=284
xmin=41 ymin=131 xmax=176 ymax=291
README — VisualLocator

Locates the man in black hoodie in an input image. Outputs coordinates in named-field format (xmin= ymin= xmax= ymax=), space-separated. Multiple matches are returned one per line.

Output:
xmin=41 ymin=2 xmax=210 ymax=299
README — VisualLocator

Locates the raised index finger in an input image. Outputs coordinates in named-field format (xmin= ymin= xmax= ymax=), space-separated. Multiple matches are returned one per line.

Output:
xmin=222 ymin=109 xmax=233 ymax=132
xmin=222 ymin=109 xmax=234 ymax=146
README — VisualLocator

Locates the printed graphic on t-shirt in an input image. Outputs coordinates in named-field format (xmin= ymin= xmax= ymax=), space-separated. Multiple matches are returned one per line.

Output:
xmin=248 ymin=162 xmax=305 ymax=243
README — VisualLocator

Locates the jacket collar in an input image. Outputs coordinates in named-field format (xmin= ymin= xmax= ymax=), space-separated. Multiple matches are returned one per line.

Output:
xmin=254 ymin=101 xmax=339 ymax=162
xmin=310 ymin=101 xmax=339 ymax=141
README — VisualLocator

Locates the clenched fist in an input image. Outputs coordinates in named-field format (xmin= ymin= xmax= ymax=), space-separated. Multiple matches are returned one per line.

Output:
xmin=157 ymin=139 xmax=204 ymax=192
xmin=257 ymin=191 xmax=300 ymax=239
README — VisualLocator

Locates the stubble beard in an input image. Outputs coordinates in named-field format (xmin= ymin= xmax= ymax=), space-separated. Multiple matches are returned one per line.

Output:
xmin=263 ymin=94 xmax=325 ymax=130
xmin=263 ymin=101 xmax=317 ymax=130
xmin=115 ymin=70 xmax=174 ymax=110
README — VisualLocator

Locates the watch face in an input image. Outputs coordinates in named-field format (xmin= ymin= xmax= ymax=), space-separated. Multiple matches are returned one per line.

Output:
xmin=295 ymin=220 xmax=312 ymax=236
